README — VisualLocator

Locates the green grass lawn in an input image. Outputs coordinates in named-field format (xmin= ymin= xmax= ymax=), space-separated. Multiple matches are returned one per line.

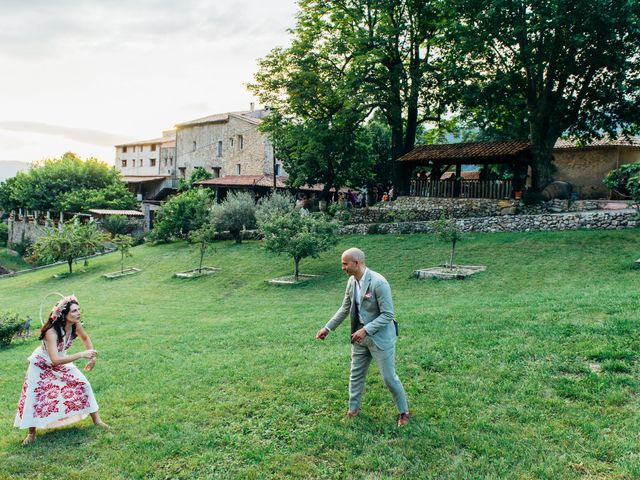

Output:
xmin=0 ymin=230 xmax=639 ymax=479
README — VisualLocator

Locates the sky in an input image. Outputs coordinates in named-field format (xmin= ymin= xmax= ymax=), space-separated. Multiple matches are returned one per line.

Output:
xmin=0 ymin=0 xmax=298 ymax=166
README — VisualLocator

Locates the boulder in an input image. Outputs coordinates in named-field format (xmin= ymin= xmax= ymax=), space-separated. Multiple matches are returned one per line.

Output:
xmin=541 ymin=181 xmax=573 ymax=201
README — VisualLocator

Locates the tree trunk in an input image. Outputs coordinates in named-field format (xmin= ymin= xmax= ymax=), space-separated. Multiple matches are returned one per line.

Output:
xmin=121 ymin=250 xmax=124 ymax=273
xmin=528 ymin=137 xmax=556 ymax=191
xmin=293 ymin=256 xmax=300 ymax=282
xmin=67 ymin=257 xmax=73 ymax=274
xmin=199 ymin=244 xmax=205 ymax=273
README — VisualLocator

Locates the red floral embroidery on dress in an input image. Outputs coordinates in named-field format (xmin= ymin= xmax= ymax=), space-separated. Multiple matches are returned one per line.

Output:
xmin=17 ymin=379 xmax=28 ymax=418
xmin=30 ymin=354 xmax=90 ymax=418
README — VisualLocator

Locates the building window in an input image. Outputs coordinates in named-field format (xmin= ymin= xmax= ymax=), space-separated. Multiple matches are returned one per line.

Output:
xmin=150 ymin=158 xmax=156 ymax=167
xmin=122 ymin=146 xmax=127 ymax=153
xmin=170 ymin=157 xmax=173 ymax=165
xmin=179 ymin=167 xmax=186 ymax=179
xmin=229 ymin=137 xmax=234 ymax=147
xmin=122 ymin=160 xmax=127 ymax=168
xmin=151 ymin=144 xmax=156 ymax=152
xmin=238 ymin=135 xmax=244 ymax=150
xmin=164 ymin=158 xmax=167 ymax=167
xmin=235 ymin=164 xmax=241 ymax=175
xmin=132 ymin=159 xmax=136 ymax=167
xmin=212 ymin=167 xmax=221 ymax=178
xmin=140 ymin=159 xmax=144 ymax=167
xmin=217 ymin=140 xmax=223 ymax=157
xmin=193 ymin=141 xmax=197 ymax=151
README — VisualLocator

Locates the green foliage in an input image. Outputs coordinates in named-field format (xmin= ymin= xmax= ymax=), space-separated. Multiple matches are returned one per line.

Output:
xmin=255 ymin=191 xmax=295 ymax=225
xmin=55 ymin=181 xmax=138 ymax=213
xmin=100 ymin=215 xmax=138 ymax=238
xmin=0 ymin=222 xmax=7 ymax=246
xmin=446 ymin=0 xmax=640 ymax=190
xmin=30 ymin=218 xmax=107 ymax=274
xmin=210 ymin=192 xmax=256 ymax=244
xmin=0 ymin=177 xmax=20 ymax=212
xmin=0 ymin=311 xmax=23 ymax=347
xmin=189 ymin=225 xmax=217 ymax=273
xmin=111 ymin=234 xmax=133 ymax=273
xmin=151 ymin=188 xmax=214 ymax=241
xmin=178 ymin=166 xmax=213 ymax=192
xmin=1 ymin=152 xmax=131 ymax=212
xmin=258 ymin=210 xmax=338 ymax=280
xmin=604 ymin=163 xmax=640 ymax=211
xmin=435 ymin=216 xmax=464 ymax=268
xmin=250 ymin=0 xmax=446 ymax=194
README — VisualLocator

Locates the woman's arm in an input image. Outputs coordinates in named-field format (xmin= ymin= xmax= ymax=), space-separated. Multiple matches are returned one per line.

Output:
xmin=44 ymin=329 xmax=95 ymax=366
xmin=75 ymin=323 xmax=94 ymax=351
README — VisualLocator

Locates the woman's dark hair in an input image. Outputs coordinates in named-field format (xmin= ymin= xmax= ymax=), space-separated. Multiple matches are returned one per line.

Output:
xmin=39 ymin=300 xmax=78 ymax=342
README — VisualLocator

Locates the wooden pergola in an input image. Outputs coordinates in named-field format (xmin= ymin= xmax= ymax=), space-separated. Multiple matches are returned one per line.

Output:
xmin=397 ymin=139 xmax=532 ymax=199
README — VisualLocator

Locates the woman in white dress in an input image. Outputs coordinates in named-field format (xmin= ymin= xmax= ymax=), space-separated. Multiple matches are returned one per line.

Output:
xmin=15 ymin=295 xmax=107 ymax=445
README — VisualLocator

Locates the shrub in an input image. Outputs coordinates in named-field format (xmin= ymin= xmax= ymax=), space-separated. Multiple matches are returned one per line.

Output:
xmin=101 ymin=215 xmax=138 ymax=237
xmin=150 ymin=188 xmax=214 ymax=241
xmin=211 ymin=192 xmax=256 ymax=244
xmin=0 ymin=222 xmax=8 ymax=246
xmin=0 ymin=311 xmax=23 ymax=347
xmin=604 ymin=163 xmax=640 ymax=211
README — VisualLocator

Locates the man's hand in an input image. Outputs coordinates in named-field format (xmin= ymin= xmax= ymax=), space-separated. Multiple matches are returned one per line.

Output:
xmin=316 ymin=327 xmax=330 ymax=340
xmin=351 ymin=327 xmax=367 ymax=343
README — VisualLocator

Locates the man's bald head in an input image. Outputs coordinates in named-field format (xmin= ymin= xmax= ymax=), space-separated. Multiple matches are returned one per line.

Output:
xmin=342 ymin=247 xmax=365 ymax=264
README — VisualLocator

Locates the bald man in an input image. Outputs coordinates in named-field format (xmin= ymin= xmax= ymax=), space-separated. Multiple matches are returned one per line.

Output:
xmin=316 ymin=248 xmax=409 ymax=426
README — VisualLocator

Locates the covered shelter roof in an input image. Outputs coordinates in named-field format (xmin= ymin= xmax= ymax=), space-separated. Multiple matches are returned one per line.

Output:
xmin=89 ymin=209 xmax=144 ymax=217
xmin=196 ymin=175 xmax=349 ymax=193
xmin=120 ymin=175 xmax=169 ymax=184
xmin=398 ymin=139 xmax=531 ymax=164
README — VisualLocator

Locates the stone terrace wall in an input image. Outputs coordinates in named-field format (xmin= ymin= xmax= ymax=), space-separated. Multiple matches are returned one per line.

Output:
xmin=340 ymin=210 xmax=637 ymax=235
xmin=339 ymin=196 xmax=607 ymax=224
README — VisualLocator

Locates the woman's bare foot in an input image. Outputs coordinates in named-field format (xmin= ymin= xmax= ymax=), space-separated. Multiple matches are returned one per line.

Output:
xmin=22 ymin=432 xmax=36 ymax=446
xmin=94 ymin=421 xmax=110 ymax=429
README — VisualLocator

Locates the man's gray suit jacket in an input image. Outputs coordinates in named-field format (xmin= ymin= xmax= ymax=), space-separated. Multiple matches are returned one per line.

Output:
xmin=325 ymin=269 xmax=397 ymax=350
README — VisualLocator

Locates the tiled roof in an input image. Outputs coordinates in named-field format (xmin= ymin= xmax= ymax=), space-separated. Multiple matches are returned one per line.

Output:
xmin=398 ymin=140 xmax=531 ymax=162
xmin=89 ymin=209 xmax=144 ymax=217
xmin=196 ymin=175 xmax=349 ymax=193
xmin=116 ymin=132 xmax=175 ymax=148
xmin=554 ymin=136 xmax=640 ymax=149
xmin=175 ymin=110 xmax=266 ymax=128
xmin=440 ymin=171 xmax=481 ymax=180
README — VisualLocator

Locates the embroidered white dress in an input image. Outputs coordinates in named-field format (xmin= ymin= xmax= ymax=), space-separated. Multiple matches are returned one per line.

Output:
xmin=14 ymin=333 xmax=99 ymax=429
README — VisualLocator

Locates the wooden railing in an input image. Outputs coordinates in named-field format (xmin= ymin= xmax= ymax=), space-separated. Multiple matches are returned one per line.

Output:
xmin=410 ymin=179 xmax=514 ymax=199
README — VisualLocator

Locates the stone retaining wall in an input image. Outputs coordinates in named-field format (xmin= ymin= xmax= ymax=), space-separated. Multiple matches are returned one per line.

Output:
xmin=339 ymin=196 xmax=608 ymax=224
xmin=340 ymin=210 xmax=638 ymax=235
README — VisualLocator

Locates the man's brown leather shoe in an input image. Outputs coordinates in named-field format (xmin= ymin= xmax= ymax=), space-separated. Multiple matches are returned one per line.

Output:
xmin=346 ymin=409 xmax=360 ymax=418
xmin=397 ymin=412 xmax=410 ymax=427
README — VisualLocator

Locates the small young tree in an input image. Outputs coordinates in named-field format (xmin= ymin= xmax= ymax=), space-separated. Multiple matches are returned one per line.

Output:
xmin=259 ymin=211 xmax=339 ymax=281
xmin=111 ymin=234 xmax=133 ymax=274
xmin=31 ymin=218 xmax=107 ymax=274
xmin=434 ymin=216 xmax=463 ymax=270
xmin=0 ymin=311 xmax=23 ymax=347
xmin=189 ymin=225 xmax=217 ymax=273
xmin=604 ymin=164 xmax=640 ymax=212
xmin=210 ymin=191 xmax=257 ymax=244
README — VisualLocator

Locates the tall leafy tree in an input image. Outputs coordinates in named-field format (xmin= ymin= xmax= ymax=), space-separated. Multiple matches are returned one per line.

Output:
xmin=251 ymin=0 xmax=447 ymax=194
xmin=1 ymin=152 xmax=138 ymax=212
xmin=150 ymin=188 xmax=214 ymax=241
xmin=446 ymin=0 xmax=640 ymax=190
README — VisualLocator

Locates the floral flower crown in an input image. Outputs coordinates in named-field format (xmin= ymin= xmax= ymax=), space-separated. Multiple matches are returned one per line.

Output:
xmin=50 ymin=295 xmax=78 ymax=322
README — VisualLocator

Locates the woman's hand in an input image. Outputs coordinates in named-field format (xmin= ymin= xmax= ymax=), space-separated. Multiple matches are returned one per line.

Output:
xmin=83 ymin=349 xmax=97 ymax=360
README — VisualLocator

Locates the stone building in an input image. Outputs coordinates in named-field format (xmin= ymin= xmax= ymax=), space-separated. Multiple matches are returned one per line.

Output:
xmin=552 ymin=137 xmax=640 ymax=199
xmin=116 ymin=130 xmax=176 ymax=177
xmin=174 ymin=105 xmax=283 ymax=180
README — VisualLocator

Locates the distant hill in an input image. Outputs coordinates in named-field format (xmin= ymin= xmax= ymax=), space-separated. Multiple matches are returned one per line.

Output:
xmin=0 ymin=161 xmax=29 ymax=181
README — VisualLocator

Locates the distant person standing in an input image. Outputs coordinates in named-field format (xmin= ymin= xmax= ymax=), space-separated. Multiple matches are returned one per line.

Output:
xmin=316 ymin=248 xmax=409 ymax=427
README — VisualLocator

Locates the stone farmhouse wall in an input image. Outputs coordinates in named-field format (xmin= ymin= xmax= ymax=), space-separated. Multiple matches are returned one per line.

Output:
xmin=340 ymin=210 xmax=637 ymax=235
xmin=175 ymin=115 xmax=275 ymax=178
xmin=553 ymin=146 xmax=640 ymax=199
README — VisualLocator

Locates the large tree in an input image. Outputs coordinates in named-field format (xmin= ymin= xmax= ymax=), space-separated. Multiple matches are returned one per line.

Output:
xmin=251 ymin=0 xmax=447 ymax=194
xmin=0 ymin=152 xmax=138 ymax=212
xmin=447 ymin=0 xmax=640 ymax=190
